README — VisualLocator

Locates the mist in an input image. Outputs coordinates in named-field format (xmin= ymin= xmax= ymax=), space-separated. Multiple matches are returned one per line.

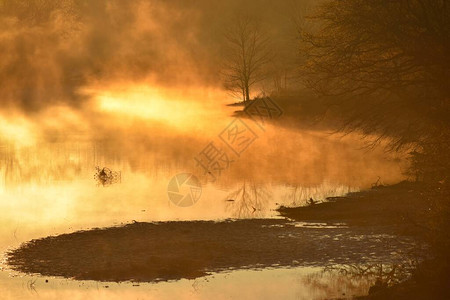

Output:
xmin=2 ymin=1 xmax=448 ymax=298
xmin=0 ymin=0 xmax=311 ymax=113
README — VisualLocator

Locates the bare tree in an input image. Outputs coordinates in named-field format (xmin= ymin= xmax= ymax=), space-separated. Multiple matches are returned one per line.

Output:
xmin=222 ymin=15 xmax=272 ymax=103
xmin=299 ymin=0 xmax=450 ymax=152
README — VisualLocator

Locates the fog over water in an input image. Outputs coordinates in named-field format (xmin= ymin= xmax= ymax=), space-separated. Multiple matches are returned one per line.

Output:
xmin=0 ymin=1 xmax=418 ymax=299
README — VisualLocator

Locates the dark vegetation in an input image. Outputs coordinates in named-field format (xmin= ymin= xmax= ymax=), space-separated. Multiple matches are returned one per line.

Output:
xmin=267 ymin=0 xmax=449 ymax=297
xmin=296 ymin=1 xmax=450 ymax=297
xmin=289 ymin=1 xmax=449 ymax=298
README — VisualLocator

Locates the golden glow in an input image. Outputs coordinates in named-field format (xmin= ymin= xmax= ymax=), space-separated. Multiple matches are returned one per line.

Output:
xmin=90 ymin=84 xmax=228 ymax=131
xmin=0 ymin=114 xmax=35 ymax=146
xmin=39 ymin=106 xmax=90 ymax=133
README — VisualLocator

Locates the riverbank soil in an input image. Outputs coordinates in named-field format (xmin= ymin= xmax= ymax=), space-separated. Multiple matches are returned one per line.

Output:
xmin=278 ymin=180 xmax=450 ymax=299
xmin=278 ymin=181 xmax=429 ymax=230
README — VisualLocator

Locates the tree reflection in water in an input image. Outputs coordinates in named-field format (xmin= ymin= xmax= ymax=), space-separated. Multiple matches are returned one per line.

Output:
xmin=224 ymin=182 xmax=271 ymax=218
xmin=324 ymin=260 xmax=419 ymax=288
xmin=299 ymin=260 xmax=420 ymax=299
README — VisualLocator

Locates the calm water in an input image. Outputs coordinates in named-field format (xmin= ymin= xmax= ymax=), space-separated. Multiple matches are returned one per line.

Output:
xmin=0 ymin=84 xmax=408 ymax=299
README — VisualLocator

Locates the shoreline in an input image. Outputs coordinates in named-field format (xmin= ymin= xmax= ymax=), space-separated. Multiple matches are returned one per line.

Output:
xmin=277 ymin=181 xmax=429 ymax=232
xmin=6 ymin=180 xmax=440 ymax=298
xmin=277 ymin=180 xmax=450 ymax=299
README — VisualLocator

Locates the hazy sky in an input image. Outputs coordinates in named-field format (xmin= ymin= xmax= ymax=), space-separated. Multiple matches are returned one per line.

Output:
xmin=0 ymin=0 xmax=315 ymax=112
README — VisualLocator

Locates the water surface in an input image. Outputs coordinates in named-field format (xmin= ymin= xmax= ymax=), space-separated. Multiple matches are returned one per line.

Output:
xmin=0 ymin=84 xmax=408 ymax=299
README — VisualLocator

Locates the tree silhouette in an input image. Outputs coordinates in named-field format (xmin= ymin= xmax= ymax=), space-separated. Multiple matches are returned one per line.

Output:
xmin=299 ymin=0 xmax=449 ymax=152
xmin=222 ymin=15 xmax=272 ymax=103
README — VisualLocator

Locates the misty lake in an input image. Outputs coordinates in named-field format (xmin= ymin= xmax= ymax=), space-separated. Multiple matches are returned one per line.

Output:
xmin=0 ymin=85 xmax=414 ymax=299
